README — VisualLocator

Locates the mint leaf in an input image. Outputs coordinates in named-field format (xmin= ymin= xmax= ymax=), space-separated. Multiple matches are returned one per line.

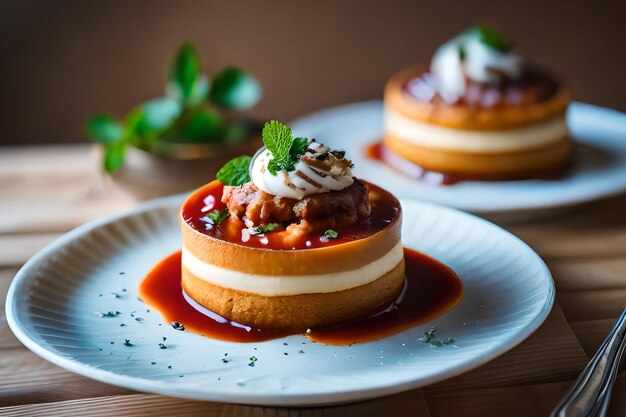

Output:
xmin=210 ymin=67 xmax=261 ymax=110
xmin=263 ymin=120 xmax=292 ymax=164
xmin=188 ymin=74 xmax=210 ymax=106
xmin=168 ymin=42 xmax=200 ymax=102
xmin=181 ymin=108 xmax=222 ymax=143
xmin=253 ymin=223 xmax=279 ymax=234
xmin=141 ymin=97 xmax=182 ymax=132
xmin=87 ymin=114 xmax=123 ymax=145
xmin=216 ymin=156 xmax=252 ymax=186
xmin=324 ymin=229 xmax=338 ymax=239
xmin=122 ymin=98 xmax=182 ymax=148
xmin=469 ymin=25 xmax=510 ymax=52
xmin=103 ymin=141 xmax=127 ymax=173
xmin=262 ymin=121 xmax=310 ymax=175
xmin=206 ymin=208 xmax=229 ymax=224
xmin=290 ymin=137 xmax=309 ymax=159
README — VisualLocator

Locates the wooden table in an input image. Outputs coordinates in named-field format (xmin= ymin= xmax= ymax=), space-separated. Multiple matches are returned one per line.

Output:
xmin=1 ymin=144 xmax=626 ymax=416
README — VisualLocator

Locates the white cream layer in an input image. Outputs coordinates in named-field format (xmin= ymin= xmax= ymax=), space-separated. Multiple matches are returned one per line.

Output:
xmin=251 ymin=148 xmax=354 ymax=200
xmin=182 ymin=242 xmax=404 ymax=297
xmin=385 ymin=109 xmax=567 ymax=153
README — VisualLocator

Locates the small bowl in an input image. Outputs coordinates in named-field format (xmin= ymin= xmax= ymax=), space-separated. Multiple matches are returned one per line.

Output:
xmin=101 ymin=135 xmax=261 ymax=202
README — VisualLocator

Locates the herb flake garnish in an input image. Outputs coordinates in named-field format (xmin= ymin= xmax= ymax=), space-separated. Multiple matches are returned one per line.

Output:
xmin=123 ymin=339 xmax=133 ymax=346
xmin=206 ymin=208 xmax=230 ymax=225
xmin=253 ymin=223 xmax=279 ymax=235
xmin=418 ymin=328 xmax=456 ymax=347
xmin=262 ymin=120 xmax=309 ymax=175
xmin=97 ymin=311 xmax=121 ymax=318
xmin=418 ymin=328 xmax=437 ymax=343
xmin=324 ymin=229 xmax=339 ymax=239
xmin=171 ymin=322 xmax=185 ymax=331
xmin=248 ymin=355 xmax=258 ymax=367
xmin=158 ymin=343 xmax=167 ymax=349
xmin=216 ymin=155 xmax=252 ymax=186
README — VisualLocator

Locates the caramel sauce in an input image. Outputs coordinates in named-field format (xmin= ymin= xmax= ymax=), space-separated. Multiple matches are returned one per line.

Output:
xmin=182 ymin=181 xmax=400 ymax=250
xmin=138 ymin=248 xmax=464 ymax=346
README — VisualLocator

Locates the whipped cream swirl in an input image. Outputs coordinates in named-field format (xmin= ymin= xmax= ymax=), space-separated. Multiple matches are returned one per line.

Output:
xmin=251 ymin=140 xmax=354 ymax=200
xmin=430 ymin=29 xmax=522 ymax=104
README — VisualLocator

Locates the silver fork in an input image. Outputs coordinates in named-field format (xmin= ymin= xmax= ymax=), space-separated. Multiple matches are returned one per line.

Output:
xmin=551 ymin=307 xmax=626 ymax=417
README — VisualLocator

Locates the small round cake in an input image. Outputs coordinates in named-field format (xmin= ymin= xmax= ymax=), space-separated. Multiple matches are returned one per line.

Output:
xmin=180 ymin=121 xmax=404 ymax=332
xmin=383 ymin=26 xmax=571 ymax=180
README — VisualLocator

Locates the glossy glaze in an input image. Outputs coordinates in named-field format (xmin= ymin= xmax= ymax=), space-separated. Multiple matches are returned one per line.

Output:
xmin=139 ymin=248 xmax=464 ymax=346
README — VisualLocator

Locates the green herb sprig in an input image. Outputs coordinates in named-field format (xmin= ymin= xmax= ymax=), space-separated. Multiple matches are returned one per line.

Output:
xmin=87 ymin=42 xmax=262 ymax=173
xmin=324 ymin=230 xmax=339 ymax=239
xmin=418 ymin=328 xmax=456 ymax=348
xmin=262 ymin=121 xmax=309 ymax=175
xmin=206 ymin=208 xmax=230 ymax=225
xmin=253 ymin=223 xmax=279 ymax=235
xmin=216 ymin=156 xmax=251 ymax=186
xmin=470 ymin=25 xmax=510 ymax=52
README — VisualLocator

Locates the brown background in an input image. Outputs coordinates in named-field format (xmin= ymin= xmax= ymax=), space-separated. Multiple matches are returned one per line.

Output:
xmin=1 ymin=0 xmax=625 ymax=146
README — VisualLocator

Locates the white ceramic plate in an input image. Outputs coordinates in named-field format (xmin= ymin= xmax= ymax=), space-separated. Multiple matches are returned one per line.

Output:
xmin=7 ymin=196 xmax=554 ymax=406
xmin=291 ymin=101 xmax=626 ymax=216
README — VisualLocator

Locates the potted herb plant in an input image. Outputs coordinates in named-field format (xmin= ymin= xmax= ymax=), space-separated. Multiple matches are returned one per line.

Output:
xmin=87 ymin=42 xmax=262 ymax=200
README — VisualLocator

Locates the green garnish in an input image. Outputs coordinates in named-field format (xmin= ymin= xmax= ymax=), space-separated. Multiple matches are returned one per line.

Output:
xmin=418 ymin=328 xmax=456 ymax=347
xmin=123 ymin=339 xmax=132 ymax=346
xmin=87 ymin=42 xmax=261 ymax=173
xmin=324 ymin=229 xmax=339 ymax=239
xmin=206 ymin=208 xmax=230 ymax=225
xmin=467 ymin=25 xmax=510 ymax=52
xmin=168 ymin=42 xmax=201 ymax=102
xmin=216 ymin=156 xmax=251 ymax=186
xmin=254 ymin=223 xmax=279 ymax=235
xmin=158 ymin=343 xmax=167 ymax=349
xmin=418 ymin=328 xmax=437 ymax=343
xmin=248 ymin=355 xmax=258 ymax=367
xmin=97 ymin=311 xmax=121 ymax=318
xmin=171 ymin=322 xmax=185 ymax=331
xmin=262 ymin=120 xmax=309 ymax=175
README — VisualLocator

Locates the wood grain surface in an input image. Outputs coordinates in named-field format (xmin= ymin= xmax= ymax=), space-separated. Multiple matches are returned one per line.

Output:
xmin=1 ymin=145 xmax=625 ymax=416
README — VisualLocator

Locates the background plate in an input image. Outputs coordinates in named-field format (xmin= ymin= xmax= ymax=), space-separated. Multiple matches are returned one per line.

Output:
xmin=291 ymin=101 xmax=626 ymax=216
xmin=7 ymin=196 xmax=554 ymax=406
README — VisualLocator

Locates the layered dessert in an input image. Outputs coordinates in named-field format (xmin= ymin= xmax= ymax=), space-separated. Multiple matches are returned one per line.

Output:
xmin=383 ymin=26 xmax=571 ymax=180
xmin=180 ymin=121 xmax=404 ymax=332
